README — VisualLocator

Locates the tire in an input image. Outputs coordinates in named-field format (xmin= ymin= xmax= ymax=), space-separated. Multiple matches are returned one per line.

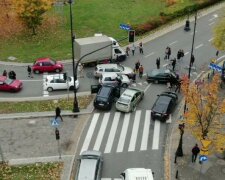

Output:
xmin=34 ymin=70 xmax=39 ymax=74
xmin=47 ymin=87 xmax=53 ymax=92
xmin=154 ymin=79 xmax=159 ymax=84
xmin=122 ymin=83 xmax=128 ymax=88
xmin=55 ymin=69 xmax=60 ymax=73
xmin=69 ymin=86 xmax=74 ymax=90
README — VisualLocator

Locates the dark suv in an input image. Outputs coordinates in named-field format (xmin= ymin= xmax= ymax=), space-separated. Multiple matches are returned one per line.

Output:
xmin=91 ymin=84 xmax=120 ymax=110
xmin=151 ymin=92 xmax=178 ymax=122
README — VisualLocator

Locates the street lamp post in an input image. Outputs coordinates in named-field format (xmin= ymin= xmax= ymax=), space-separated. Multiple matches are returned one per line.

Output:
xmin=68 ymin=0 xmax=79 ymax=113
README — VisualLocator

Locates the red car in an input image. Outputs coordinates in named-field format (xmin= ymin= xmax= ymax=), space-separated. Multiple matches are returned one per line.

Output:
xmin=0 ymin=76 xmax=23 ymax=92
xmin=32 ymin=57 xmax=64 ymax=74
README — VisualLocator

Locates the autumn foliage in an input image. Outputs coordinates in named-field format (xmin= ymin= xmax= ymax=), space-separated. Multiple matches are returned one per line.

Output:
xmin=181 ymin=74 xmax=225 ymax=153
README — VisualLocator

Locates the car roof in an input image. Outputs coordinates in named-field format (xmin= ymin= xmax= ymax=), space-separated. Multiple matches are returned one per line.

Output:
xmin=152 ymin=69 xmax=170 ymax=74
xmin=121 ymin=88 xmax=141 ymax=99
xmin=101 ymin=72 xmax=118 ymax=78
xmin=81 ymin=150 xmax=102 ymax=157
xmin=36 ymin=57 xmax=52 ymax=62
xmin=46 ymin=74 xmax=64 ymax=79
xmin=78 ymin=159 xmax=98 ymax=180
xmin=96 ymin=64 xmax=118 ymax=68
xmin=0 ymin=76 xmax=7 ymax=81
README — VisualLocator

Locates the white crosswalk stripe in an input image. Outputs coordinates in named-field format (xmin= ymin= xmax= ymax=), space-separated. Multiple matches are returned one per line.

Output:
xmin=101 ymin=178 xmax=121 ymax=180
xmin=80 ymin=110 xmax=164 ymax=154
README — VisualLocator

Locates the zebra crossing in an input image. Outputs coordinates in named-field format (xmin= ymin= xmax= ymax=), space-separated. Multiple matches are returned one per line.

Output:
xmin=79 ymin=110 xmax=171 ymax=154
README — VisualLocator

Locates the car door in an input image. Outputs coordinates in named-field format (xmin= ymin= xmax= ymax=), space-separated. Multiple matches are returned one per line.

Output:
xmin=0 ymin=81 xmax=7 ymax=91
xmin=130 ymin=95 xmax=137 ymax=110
xmin=43 ymin=61 xmax=53 ymax=72
xmin=56 ymin=79 xmax=67 ymax=90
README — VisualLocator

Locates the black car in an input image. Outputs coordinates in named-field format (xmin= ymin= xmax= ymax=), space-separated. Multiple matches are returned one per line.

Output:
xmin=151 ymin=91 xmax=178 ymax=122
xmin=91 ymin=84 xmax=120 ymax=110
xmin=221 ymin=61 xmax=225 ymax=82
xmin=146 ymin=69 xmax=178 ymax=83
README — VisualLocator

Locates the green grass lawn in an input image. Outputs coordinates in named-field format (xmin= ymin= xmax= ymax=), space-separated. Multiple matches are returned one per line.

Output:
xmin=0 ymin=162 xmax=63 ymax=180
xmin=0 ymin=95 xmax=93 ymax=114
xmin=0 ymin=0 xmax=196 ymax=62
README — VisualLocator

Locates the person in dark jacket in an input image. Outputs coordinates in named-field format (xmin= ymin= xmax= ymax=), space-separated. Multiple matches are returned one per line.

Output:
xmin=2 ymin=70 xmax=7 ymax=77
xmin=55 ymin=107 xmax=63 ymax=122
xmin=192 ymin=144 xmax=200 ymax=162
xmin=8 ymin=70 xmax=16 ymax=80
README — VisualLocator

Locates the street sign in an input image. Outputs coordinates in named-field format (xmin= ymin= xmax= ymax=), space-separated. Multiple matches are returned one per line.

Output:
xmin=209 ymin=63 xmax=222 ymax=72
xmin=51 ymin=118 xmax=60 ymax=127
xmin=199 ymin=155 xmax=208 ymax=162
xmin=120 ymin=24 xmax=131 ymax=31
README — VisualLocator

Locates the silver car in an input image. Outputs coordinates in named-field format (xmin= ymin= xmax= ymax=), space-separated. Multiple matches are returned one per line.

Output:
xmin=76 ymin=150 xmax=103 ymax=180
xmin=99 ymin=72 xmax=131 ymax=88
xmin=116 ymin=87 xmax=144 ymax=112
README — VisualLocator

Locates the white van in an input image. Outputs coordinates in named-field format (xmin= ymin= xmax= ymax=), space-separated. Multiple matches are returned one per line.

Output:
xmin=120 ymin=168 xmax=154 ymax=180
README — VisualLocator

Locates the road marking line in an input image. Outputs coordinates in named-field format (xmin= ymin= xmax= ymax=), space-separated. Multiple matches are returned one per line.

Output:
xmin=93 ymin=113 xmax=110 ymax=151
xmin=209 ymin=22 xmax=215 ymax=26
xmin=208 ymin=37 xmax=214 ymax=42
xmin=144 ymin=83 xmax=151 ymax=93
xmin=190 ymin=31 xmax=197 ymax=35
xmin=169 ymin=41 xmax=177 ymax=46
xmin=80 ymin=113 xmax=100 ymax=154
xmin=131 ymin=83 xmax=137 ymax=87
xmin=128 ymin=110 xmax=141 ymax=152
xmin=140 ymin=110 xmax=151 ymax=151
xmin=152 ymin=120 xmax=160 ymax=150
xmin=184 ymin=52 xmax=189 ymax=55
xmin=104 ymin=112 xmax=121 ymax=153
xmin=117 ymin=113 xmax=130 ymax=152
xmin=166 ymin=114 xmax=172 ymax=123
xmin=21 ymin=79 xmax=42 ymax=82
xmin=217 ymin=55 xmax=225 ymax=61
xmin=144 ymin=52 xmax=155 ymax=58
xmin=163 ymin=63 xmax=168 ymax=67
xmin=195 ymin=44 xmax=203 ymax=49
xmin=137 ymin=82 xmax=142 ymax=86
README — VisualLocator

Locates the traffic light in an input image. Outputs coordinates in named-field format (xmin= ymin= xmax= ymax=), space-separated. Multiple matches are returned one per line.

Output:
xmin=55 ymin=128 xmax=60 ymax=140
xmin=63 ymin=72 xmax=67 ymax=81
xmin=128 ymin=30 xmax=135 ymax=43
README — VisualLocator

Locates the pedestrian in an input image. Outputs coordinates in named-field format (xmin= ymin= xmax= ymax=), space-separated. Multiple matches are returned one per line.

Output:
xmin=177 ymin=49 xmax=181 ymax=60
xmin=27 ymin=65 xmax=33 ymax=78
xmin=192 ymin=144 xmax=200 ymax=163
xmin=156 ymin=57 xmax=160 ymax=69
xmin=55 ymin=107 xmax=63 ymax=122
xmin=135 ymin=60 xmax=140 ymax=73
xmin=180 ymin=49 xmax=184 ymax=60
xmin=216 ymin=50 xmax=219 ymax=57
xmin=9 ymin=70 xmax=16 ymax=79
xmin=168 ymin=47 xmax=171 ymax=59
xmin=167 ymin=81 xmax=172 ymax=90
xmin=126 ymin=46 xmax=130 ymax=56
xmin=175 ymin=79 xmax=182 ymax=93
xmin=164 ymin=47 xmax=169 ymax=60
xmin=2 ymin=70 xmax=7 ymax=77
xmin=139 ymin=65 xmax=144 ymax=78
xmin=132 ymin=69 xmax=136 ymax=83
xmin=78 ymin=63 xmax=84 ymax=78
xmin=139 ymin=42 xmax=144 ymax=54
xmin=171 ymin=58 xmax=176 ymax=71
xmin=190 ymin=54 xmax=195 ymax=67
xmin=131 ymin=44 xmax=135 ymax=56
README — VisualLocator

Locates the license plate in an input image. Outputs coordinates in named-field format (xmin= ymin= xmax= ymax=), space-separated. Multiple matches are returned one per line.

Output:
xmin=99 ymin=103 xmax=104 ymax=106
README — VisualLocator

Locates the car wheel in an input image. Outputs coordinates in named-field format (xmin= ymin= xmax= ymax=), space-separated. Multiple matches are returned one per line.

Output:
xmin=154 ymin=80 xmax=159 ymax=84
xmin=55 ymin=69 xmax=60 ymax=73
xmin=47 ymin=87 xmax=53 ymax=92
xmin=34 ymin=70 xmax=40 ymax=74
xmin=122 ymin=83 xmax=128 ymax=88
xmin=69 ymin=86 xmax=74 ymax=90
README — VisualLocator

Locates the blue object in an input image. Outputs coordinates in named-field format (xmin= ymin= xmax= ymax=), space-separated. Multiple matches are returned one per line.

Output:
xmin=209 ymin=63 xmax=222 ymax=72
xmin=120 ymin=24 xmax=131 ymax=31
xmin=51 ymin=118 xmax=60 ymax=127
xmin=199 ymin=155 xmax=208 ymax=162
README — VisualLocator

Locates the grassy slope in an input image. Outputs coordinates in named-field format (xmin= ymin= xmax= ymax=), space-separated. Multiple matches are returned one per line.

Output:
xmin=0 ymin=0 xmax=193 ymax=62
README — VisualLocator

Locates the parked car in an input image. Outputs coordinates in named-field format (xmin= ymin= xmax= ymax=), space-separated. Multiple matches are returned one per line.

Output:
xmin=44 ymin=74 xmax=79 ymax=92
xmin=0 ymin=76 xmax=23 ymax=92
xmin=99 ymin=72 xmax=131 ymax=88
xmin=116 ymin=87 xmax=144 ymax=112
xmin=91 ymin=84 xmax=120 ymax=110
xmin=32 ymin=57 xmax=64 ymax=74
xmin=76 ymin=150 xmax=103 ymax=180
xmin=151 ymin=91 xmax=178 ymax=122
xmin=94 ymin=64 xmax=134 ymax=78
xmin=221 ymin=61 xmax=225 ymax=82
xmin=146 ymin=69 xmax=178 ymax=84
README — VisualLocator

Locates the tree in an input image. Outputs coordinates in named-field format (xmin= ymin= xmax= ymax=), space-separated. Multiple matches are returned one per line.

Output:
xmin=212 ymin=15 xmax=225 ymax=51
xmin=13 ymin=0 xmax=54 ymax=35
xmin=181 ymin=74 xmax=225 ymax=153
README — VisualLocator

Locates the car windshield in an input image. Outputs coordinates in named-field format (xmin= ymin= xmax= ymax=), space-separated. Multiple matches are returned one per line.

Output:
xmin=4 ymin=78 xmax=13 ymax=85
xmin=151 ymin=70 xmax=159 ymax=76
xmin=50 ymin=60 xmax=56 ymax=64
xmin=97 ymin=96 xmax=108 ymax=102
xmin=117 ymin=64 xmax=124 ymax=71
xmin=154 ymin=96 xmax=171 ymax=113
xmin=118 ymin=97 xmax=130 ymax=104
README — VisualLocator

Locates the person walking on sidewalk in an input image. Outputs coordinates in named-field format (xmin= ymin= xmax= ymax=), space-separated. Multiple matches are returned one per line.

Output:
xmin=139 ymin=42 xmax=144 ymax=54
xmin=192 ymin=144 xmax=200 ymax=162
xmin=55 ymin=107 xmax=63 ymax=122
xmin=131 ymin=44 xmax=136 ymax=56
xmin=156 ymin=57 xmax=160 ymax=69
xmin=126 ymin=46 xmax=130 ymax=56
xmin=135 ymin=60 xmax=140 ymax=73
xmin=171 ymin=58 xmax=176 ymax=71
xmin=139 ymin=65 xmax=144 ymax=78
xmin=27 ymin=65 xmax=33 ymax=78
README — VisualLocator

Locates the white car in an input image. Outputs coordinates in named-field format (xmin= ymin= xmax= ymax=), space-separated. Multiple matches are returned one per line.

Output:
xmin=116 ymin=87 xmax=144 ymax=112
xmin=94 ymin=64 xmax=134 ymax=78
xmin=99 ymin=72 xmax=131 ymax=88
xmin=44 ymin=74 xmax=79 ymax=92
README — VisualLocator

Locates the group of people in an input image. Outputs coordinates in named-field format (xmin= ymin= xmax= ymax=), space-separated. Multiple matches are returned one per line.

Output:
xmin=177 ymin=49 xmax=185 ymax=60
xmin=126 ymin=42 xmax=144 ymax=56
xmin=132 ymin=60 xmax=144 ymax=82
xmin=2 ymin=70 xmax=16 ymax=80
